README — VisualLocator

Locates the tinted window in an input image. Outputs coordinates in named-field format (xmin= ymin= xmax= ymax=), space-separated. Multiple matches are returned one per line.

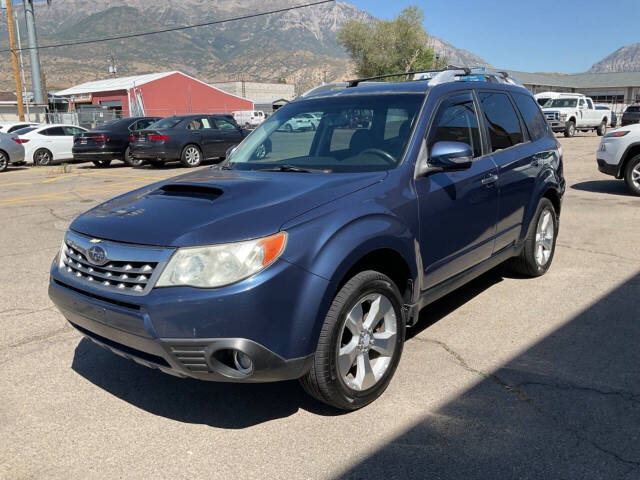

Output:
xmin=8 ymin=124 xmax=28 ymax=133
xmin=64 ymin=126 xmax=85 ymax=136
xmin=214 ymin=118 xmax=237 ymax=130
xmin=512 ymin=92 xmax=548 ymax=141
xmin=479 ymin=92 xmax=524 ymax=151
xmin=41 ymin=127 xmax=65 ymax=136
xmin=186 ymin=117 xmax=213 ymax=130
xmin=428 ymin=92 xmax=482 ymax=158
xmin=152 ymin=117 xmax=182 ymax=129
xmin=13 ymin=126 xmax=36 ymax=135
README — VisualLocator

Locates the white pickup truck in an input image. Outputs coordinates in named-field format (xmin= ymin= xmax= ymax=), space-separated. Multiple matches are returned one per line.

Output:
xmin=542 ymin=94 xmax=610 ymax=137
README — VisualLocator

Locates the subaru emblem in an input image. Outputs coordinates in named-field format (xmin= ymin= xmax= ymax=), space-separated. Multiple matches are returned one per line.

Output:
xmin=87 ymin=245 xmax=108 ymax=266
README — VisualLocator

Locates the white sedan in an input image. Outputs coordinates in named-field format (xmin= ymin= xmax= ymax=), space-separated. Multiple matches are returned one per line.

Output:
xmin=15 ymin=124 xmax=87 ymax=166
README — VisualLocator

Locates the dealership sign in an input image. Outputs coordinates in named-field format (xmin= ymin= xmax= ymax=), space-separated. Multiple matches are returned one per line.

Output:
xmin=70 ymin=94 xmax=93 ymax=103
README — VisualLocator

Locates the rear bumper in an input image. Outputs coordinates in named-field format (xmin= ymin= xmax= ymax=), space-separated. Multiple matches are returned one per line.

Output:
xmin=49 ymin=279 xmax=314 ymax=382
xmin=597 ymin=158 xmax=619 ymax=177
xmin=8 ymin=148 xmax=25 ymax=164
xmin=72 ymin=151 xmax=123 ymax=161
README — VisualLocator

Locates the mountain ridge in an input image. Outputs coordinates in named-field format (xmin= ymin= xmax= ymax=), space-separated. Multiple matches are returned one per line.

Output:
xmin=0 ymin=1 xmax=491 ymax=94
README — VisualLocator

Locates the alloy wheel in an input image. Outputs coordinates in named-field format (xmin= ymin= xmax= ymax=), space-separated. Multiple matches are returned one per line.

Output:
xmin=35 ymin=150 xmax=51 ymax=166
xmin=337 ymin=293 xmax=397 ymax=391
xmin=0 ymin=153 xmax=7 ymax=172
xmin=534 ymin=208 xmax=555 ymax=267
xmin=184 ymin=146 xmax=200 ymax=166
xmin=631 ymin=163 xmax=640 ymax=190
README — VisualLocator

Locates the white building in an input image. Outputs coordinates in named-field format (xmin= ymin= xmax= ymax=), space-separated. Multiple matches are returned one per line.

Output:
xmin=210 ymin=81 xmax=295 ymax=113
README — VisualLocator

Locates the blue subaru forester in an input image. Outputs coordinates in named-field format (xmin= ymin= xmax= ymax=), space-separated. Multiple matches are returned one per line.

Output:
xmin=49 ymin=69 xmax=564 ymax=410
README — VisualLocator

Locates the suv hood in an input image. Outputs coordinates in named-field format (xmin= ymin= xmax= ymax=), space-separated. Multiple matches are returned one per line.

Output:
xmin=70 ymin=168 xmax=386 ymax=247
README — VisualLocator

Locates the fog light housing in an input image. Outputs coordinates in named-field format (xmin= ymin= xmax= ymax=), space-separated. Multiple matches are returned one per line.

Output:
xmin=233 ymin=350 xmax=253 ymax=374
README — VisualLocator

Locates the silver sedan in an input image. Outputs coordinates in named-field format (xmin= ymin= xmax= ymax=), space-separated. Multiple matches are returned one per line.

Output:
xmin=0 ymin=132 xmax=26 ymax=172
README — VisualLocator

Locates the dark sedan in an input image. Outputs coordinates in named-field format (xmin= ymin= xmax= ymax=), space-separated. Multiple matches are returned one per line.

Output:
xmin=72 ymin=116 xmax=161 ymax=168
xmin=130 ymin=114 xmax=247 ymax=168
xmin=621 ymin=105 xmax=640 ymax=127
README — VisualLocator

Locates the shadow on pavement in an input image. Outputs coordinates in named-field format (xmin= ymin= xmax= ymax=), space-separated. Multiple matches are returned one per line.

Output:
xmin=70 ymin=268 xmax=508 ymax=429
xmin=571 ymin=180 xmax=631 ymax=196
xmin=72 ymin=338 xmax=342 ymax=428
xmin=339 ymin=272 xmax=640 ymax=479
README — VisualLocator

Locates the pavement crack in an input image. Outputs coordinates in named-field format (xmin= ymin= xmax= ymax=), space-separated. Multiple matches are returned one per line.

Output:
xmin=516 ymin=380 xmax=640 ymax=405
xmin=3 ymin=325 xmax=70 ymax=351
xmin=415 ymin=336 xmax=640 ymax=469
xmin=556 ymin=242 xmax=640 ymax=262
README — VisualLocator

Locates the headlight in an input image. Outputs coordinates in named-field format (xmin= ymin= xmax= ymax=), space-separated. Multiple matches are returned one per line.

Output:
xmin=156 ymin=232 xmax=287 ymax=288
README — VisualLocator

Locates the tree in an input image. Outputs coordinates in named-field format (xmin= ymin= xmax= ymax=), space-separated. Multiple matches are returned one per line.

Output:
xmin=338 ymin=6 xmax=436 ymax=79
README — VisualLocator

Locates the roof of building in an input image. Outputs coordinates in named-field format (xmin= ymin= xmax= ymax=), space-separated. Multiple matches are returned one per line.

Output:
xmin=0 ymin=92 xmax=17 ymax=101
xmin=505 ymin=70 xmax=640 ymax=88
xmin=56 ymin=72 xmax=178 ymax=96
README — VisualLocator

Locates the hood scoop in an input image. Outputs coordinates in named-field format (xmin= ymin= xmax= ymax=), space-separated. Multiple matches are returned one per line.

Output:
xmin=151 ymin=183 xmax=224 ymax=201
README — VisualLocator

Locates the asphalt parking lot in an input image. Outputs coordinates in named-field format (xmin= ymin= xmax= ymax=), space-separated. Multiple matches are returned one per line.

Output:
xmin=1 ymin=135 xmax=639 ymax=480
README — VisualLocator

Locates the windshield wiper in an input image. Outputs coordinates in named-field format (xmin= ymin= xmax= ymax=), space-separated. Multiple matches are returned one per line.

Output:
xmin=257 ymin=164 xmax=330 ymax=173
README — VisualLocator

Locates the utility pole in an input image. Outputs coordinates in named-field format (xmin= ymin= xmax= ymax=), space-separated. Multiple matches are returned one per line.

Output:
xmin=6 ymin=0 xmax=25 ymax=120
xmin=23 ymin=0 xmax=44 ymax=105
xmin=14 ymin=5 xmax=30 ymax=120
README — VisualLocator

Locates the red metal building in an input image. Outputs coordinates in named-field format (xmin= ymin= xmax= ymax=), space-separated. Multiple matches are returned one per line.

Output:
xmin=56 ymin=71 xmax=254 ymax=118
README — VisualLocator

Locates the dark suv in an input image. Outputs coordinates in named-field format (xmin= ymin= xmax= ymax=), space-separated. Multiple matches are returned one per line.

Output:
xmin=49 ymin=70 xmax=564 ymax=410
xmin=621 ymin=105 xmax=640 ymax=127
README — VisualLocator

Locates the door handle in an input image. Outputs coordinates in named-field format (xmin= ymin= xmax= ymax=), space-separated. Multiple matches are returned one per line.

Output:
xmin=481 ymin=173 xmax=499 ymax=185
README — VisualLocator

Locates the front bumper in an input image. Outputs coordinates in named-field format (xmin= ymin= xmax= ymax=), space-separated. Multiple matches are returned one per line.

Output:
xmin=49 ymin=251 xmax=328 ymax=382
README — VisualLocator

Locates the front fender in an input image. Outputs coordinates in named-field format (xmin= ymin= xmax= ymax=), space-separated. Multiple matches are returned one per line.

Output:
xmin=520 ymin=157 xmax=564 ymax=241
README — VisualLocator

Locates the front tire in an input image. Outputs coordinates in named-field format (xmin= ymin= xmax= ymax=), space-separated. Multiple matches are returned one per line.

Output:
xmin=180 ymin=145 xmax=202 ymax=168
xmin=507 ymin=198 xmax=558 ymax=277
xmin=597 ymin=119 xmax=607 ymax=136
xmin=564 ymin=120 xmax=575 ymax=138
xmin=285 ymin=124 xmax=293 ymax=133
xmin=33 ymin=148 xmax=53 ymax=166
xmin=624 ymin=154 xmax=640 ymax=196
xmin=300 ymin=270 xmax=405 ymax=410
xmin=92 ymin=159 xmax=112 ymax=168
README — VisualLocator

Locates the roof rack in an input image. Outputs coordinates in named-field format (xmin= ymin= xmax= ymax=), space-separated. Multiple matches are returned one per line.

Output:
xmin=346 ymin=65 xmax=471 ymax=88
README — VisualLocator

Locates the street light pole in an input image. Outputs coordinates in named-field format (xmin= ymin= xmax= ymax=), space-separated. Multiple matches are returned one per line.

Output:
xmin=14 ymin=7 xmax=30 ymax=120
xmin=23 ymin=0 xmax=44 ymax=105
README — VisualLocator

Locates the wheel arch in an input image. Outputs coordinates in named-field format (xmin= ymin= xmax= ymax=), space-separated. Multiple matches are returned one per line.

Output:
xmin=618 ymin=143 xmax=640 ymax=179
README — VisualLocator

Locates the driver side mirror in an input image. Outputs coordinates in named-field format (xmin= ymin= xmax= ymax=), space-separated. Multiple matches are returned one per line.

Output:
xmin=419 ymin=141 xmax=473 ymax=176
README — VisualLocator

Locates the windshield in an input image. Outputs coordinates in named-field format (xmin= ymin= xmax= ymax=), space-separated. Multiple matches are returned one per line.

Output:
xmin=546 ymin=98 xmax=578 ymax=108
xmin=228 ymin=94 xmax=421 ymax=173
xmin=13 ymin=127 xmax=37 ymax=135
xmin=149 ymin=117 xmax=182 ymax=129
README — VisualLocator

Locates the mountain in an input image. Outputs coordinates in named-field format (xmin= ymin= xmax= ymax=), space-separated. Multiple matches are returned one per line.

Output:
xmin=428 ymin=37 xmax=491 ymax=68
xmin=588 ymin=43 xmax=640 ymax=73
xmin=0 ymin=1 xmax=490 ymax=94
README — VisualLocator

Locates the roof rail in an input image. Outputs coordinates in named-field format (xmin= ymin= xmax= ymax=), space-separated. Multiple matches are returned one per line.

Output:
xmin=420 ymin=67 xmax=523 ymax=87
xmin=346 ymin=65 xmax=471 ymax=88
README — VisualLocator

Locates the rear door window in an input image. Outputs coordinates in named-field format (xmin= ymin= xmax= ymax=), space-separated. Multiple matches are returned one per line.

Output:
xmin=214 ymin=118 xmax=238 ymax=130
xmin=427 ymin=92 xmax=482 ymax=158
xmin=478 ymin=92 xmax=525 ymax=151
xmin=64 ymin=127 xmax=85 ymax=136
xmin=512 ymin=92 xmax=549 ymax=141
xmin=41 ymin=127 xmax=65 ymax=136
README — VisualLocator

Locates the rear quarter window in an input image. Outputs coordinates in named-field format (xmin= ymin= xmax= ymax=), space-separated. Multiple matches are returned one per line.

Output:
xmin=512 ymin=92 xmax=549 ymax=141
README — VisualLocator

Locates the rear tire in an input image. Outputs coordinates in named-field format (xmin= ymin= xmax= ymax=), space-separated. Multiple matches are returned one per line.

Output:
xmin=506 ymin=198 xmax=558 ymax=277
xmin=123 ymin=147 xmax=143 ymax=167
xmin=33 ymin=148 xmax=53 ymax=166
xmin=0 ymin=151 xmax=8 ymax=172
xmin=596 ymin=119 xmax=606 ymax=136
xmin=180 ymin=145 xmax=202 ymax=168
xmin=300 ymin=270 xmax=405 ymax=410
xmin=623 ymin=154 xmax=640 ymax=196
xmin=564 ymin=120 xmax=575 ymax=138
xmin=285 ymin=124 xmax=293 ymax=133
xmin=92 ymin=159 xmax=112 ymax=168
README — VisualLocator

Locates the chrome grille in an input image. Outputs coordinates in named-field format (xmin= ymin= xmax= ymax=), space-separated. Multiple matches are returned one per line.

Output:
xmin=62 ymin=242 xmax=157 ymax=293
xmin=545 ymin=112 xmax=559 ymax=121
xmin=169 ymin=345 xmax=209 ymax=372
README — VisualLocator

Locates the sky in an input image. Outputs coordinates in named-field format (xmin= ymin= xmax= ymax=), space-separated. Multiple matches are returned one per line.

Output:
xmin=348 ymin=0 xmax=640 ymax=73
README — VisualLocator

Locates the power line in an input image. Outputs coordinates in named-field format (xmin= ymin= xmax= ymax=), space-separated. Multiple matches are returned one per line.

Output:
xmin=0 ymin=0 xmax=335 ymax=54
